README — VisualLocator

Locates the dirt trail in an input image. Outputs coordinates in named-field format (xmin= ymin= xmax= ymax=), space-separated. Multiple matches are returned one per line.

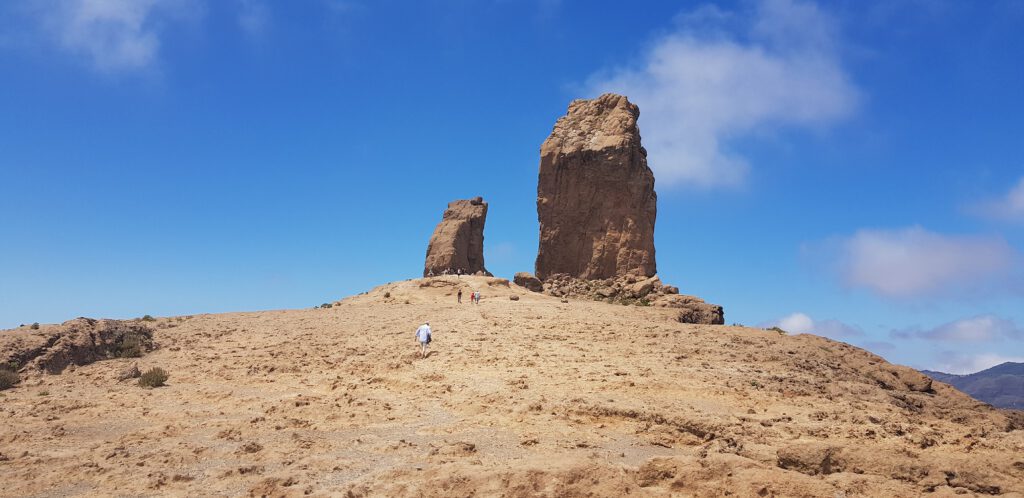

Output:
xmin=1 ymin=276 xmax=1022 ymax=497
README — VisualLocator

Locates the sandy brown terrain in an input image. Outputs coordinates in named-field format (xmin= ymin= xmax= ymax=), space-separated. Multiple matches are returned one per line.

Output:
xmin=2 ymin=275 xmax=1023 ymax=497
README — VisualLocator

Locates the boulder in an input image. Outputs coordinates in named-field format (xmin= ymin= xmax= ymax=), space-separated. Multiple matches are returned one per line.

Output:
xmin=423 ymin=198 xmax=490 ymax=277
xmin=513 ymin=272 xmax=544 ymax=293
xmin=117 ymin=362 xmax=141 ymax=381
xmin=665 ymin=295 xmax=725 ymax=325
xmin=535 ymin=94 xmax=657 ymax=280
xmin=629 ymin=276 xmax=661 ymax=298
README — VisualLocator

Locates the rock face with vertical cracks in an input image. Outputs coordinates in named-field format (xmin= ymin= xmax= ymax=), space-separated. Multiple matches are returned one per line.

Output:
xmin=424 ymin=197 xmax=490 ymax=277
xmin=528 ymin=94 xmax=724 ymax=324
xmin=535 ymin=93 xmax=657 ymax=281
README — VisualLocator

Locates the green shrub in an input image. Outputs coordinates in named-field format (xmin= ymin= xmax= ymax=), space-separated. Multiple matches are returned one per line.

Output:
xmin=138 ymin=367 xmax=169 ymax=388
xmin=141 ymin=315 xmax=156 ymax=322
xmin=767 ymin=326 xmax=787 ymax=335
xmin=30 ymin=322 xmax=39 ymax=330
xmin=320 ymin=303 xmax=333 ymax=309
xmin=0 ymin=370 xmax=19 ymax=390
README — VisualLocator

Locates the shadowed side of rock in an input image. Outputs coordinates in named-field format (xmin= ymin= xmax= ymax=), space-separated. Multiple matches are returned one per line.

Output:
xmin=424 ymin=197 xmax=490 ymax=277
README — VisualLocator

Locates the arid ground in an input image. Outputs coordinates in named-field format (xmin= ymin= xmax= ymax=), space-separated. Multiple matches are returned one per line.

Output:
xmin=2 ymin=276 xmax=1023 ymax=497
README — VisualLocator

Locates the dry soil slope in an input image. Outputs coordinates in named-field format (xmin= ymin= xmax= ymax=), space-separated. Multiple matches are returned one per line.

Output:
xmin=1 ymin=275 xmax=1022 ymax=497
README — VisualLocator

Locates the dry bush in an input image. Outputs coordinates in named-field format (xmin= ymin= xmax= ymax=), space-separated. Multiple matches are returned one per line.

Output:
xmin=116 ymin=331 xmax=149 ymax=358
xmin=0 ymin=363 xmax=19 ymax=390
xmin=138 ymin=367 xmax=169 ymax=388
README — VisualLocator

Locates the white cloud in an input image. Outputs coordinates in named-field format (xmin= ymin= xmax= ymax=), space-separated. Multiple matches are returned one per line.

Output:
xmin=41 ymin=0 xmax=171 ymax=72
xmin=931 ymin=352 xmax=1024 ymax=375
xmin=836 ymin=226 xmax=1016 ymax=298
xmin=586 ymin=0 xmax=858 ymax=188
xmin=768 ymin=312 xmax=864 ymax=340
xmin=971 ymin=176 xmax=1024 ymax=223
xmin=20 ymin=0 xmax=208 ymax=73
xmin=237 ymin=0 xmax=269 ymax=37
xmin=893 ymin=314 xmax=1023 ymax=342
xmin=775 ymin=312 xmax=814 ymax=333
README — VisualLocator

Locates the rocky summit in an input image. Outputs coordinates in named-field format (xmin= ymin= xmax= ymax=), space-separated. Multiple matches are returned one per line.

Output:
xmin=2 ymin=278 xmax=1022 ymax=496
xmin=423 ymin=197 xmax=489 ymax=277
xmin=535 ymin=93 xmax=657 ymax=281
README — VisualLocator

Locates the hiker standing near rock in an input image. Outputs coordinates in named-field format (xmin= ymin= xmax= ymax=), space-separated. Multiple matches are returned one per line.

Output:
xmin=415 ymin=322 xmax=432 ymax=358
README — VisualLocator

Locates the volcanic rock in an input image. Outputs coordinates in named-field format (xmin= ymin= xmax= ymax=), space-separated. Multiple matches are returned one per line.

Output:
xmin=535 ymin=93 xmax=656 ymax=280
xmin=658 ymin=295 xmax=725 ymax=325
xmin=117 ymin=362 xmax=141 ymax=381
xmin=423 ymin=197 xmax=489 ymax=277
xmin=513 ymin=272 xmax=544 ymax=293
xmin=0 ymin=318 xmax=154 ymax=374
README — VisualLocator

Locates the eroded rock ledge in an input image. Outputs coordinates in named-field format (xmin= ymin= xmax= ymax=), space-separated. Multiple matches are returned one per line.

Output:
xmin=1 ymin=318 xmax=154 ymax=374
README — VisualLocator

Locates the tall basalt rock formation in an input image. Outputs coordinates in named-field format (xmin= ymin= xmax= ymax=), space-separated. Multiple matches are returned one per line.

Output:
xmin=529 ymin=94 xmax=724 ymax=325
xmin=423 ymin=197 xmax=489 ymax=277
xmin=535 ymin=93 xmax=657 ymax=280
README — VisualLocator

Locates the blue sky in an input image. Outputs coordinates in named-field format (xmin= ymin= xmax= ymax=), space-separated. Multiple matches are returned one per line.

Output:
xmin=1 ymin=0 xmax=1022 ymax=374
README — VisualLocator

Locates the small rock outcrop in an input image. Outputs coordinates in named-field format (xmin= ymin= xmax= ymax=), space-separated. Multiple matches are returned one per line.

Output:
xmin=1 ymin=318 xmax=154 ymax=374
xmin=541 ymin=274 xmax=724 ymax=325
xmin=513 ymin=272 xmax=544 ymax=292
xmin=535 ymin=93 xmax=657 ymax=281
xmin=423 ymin=197 xmax=490 ymax=277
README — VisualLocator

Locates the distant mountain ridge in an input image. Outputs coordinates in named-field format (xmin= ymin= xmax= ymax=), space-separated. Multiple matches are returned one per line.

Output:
xmin=922 ymin=362 xmax=1024 ymax=410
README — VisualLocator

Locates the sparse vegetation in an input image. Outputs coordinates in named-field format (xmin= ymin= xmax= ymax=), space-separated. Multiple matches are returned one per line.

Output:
xmin=140 ymin=315 xmax=156 ymax=322
xmin=384 ymin=292 xmax=391 ymax=298
xmin=115 ymin=331 xmax=148 ymax=358
xmin=138 ymin=367 xmax=169 ymax=388
xmin=320 ymin=303 xmax=333 ymax=309
xmin=767 ymin=326 xmax=788 ymax=335
xmin=38 ymin=390 xmax=49 ymax=396
xmin=30 ymin=322 xmax=39 ymax=330
xmin=0 ymin=363 xmax=19 ymax=390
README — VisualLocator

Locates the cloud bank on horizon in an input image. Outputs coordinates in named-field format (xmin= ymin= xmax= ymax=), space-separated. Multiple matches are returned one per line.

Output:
xmin=586 ymin=0 xmax=858 ymax=188
xmin=831 ymin=226 xmax=1019 ymax=299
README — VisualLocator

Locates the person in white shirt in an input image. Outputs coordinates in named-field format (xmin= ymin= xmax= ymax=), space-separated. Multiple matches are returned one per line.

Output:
xmin=415 ymin=322 xmax=432 ymax=358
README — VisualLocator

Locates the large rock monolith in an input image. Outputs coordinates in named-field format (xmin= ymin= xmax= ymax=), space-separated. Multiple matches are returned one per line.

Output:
xmin=423 ymin=197 xmax=489 ymax=277
xmin=529 ymin=94 xmax=724 ymax=325
xmin=535 ymin=93 xmax=657 ymax=280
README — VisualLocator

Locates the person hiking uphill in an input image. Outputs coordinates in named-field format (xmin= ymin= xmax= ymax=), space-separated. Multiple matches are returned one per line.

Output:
xmin=415 ymin=321 xmax=432 ymax=358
